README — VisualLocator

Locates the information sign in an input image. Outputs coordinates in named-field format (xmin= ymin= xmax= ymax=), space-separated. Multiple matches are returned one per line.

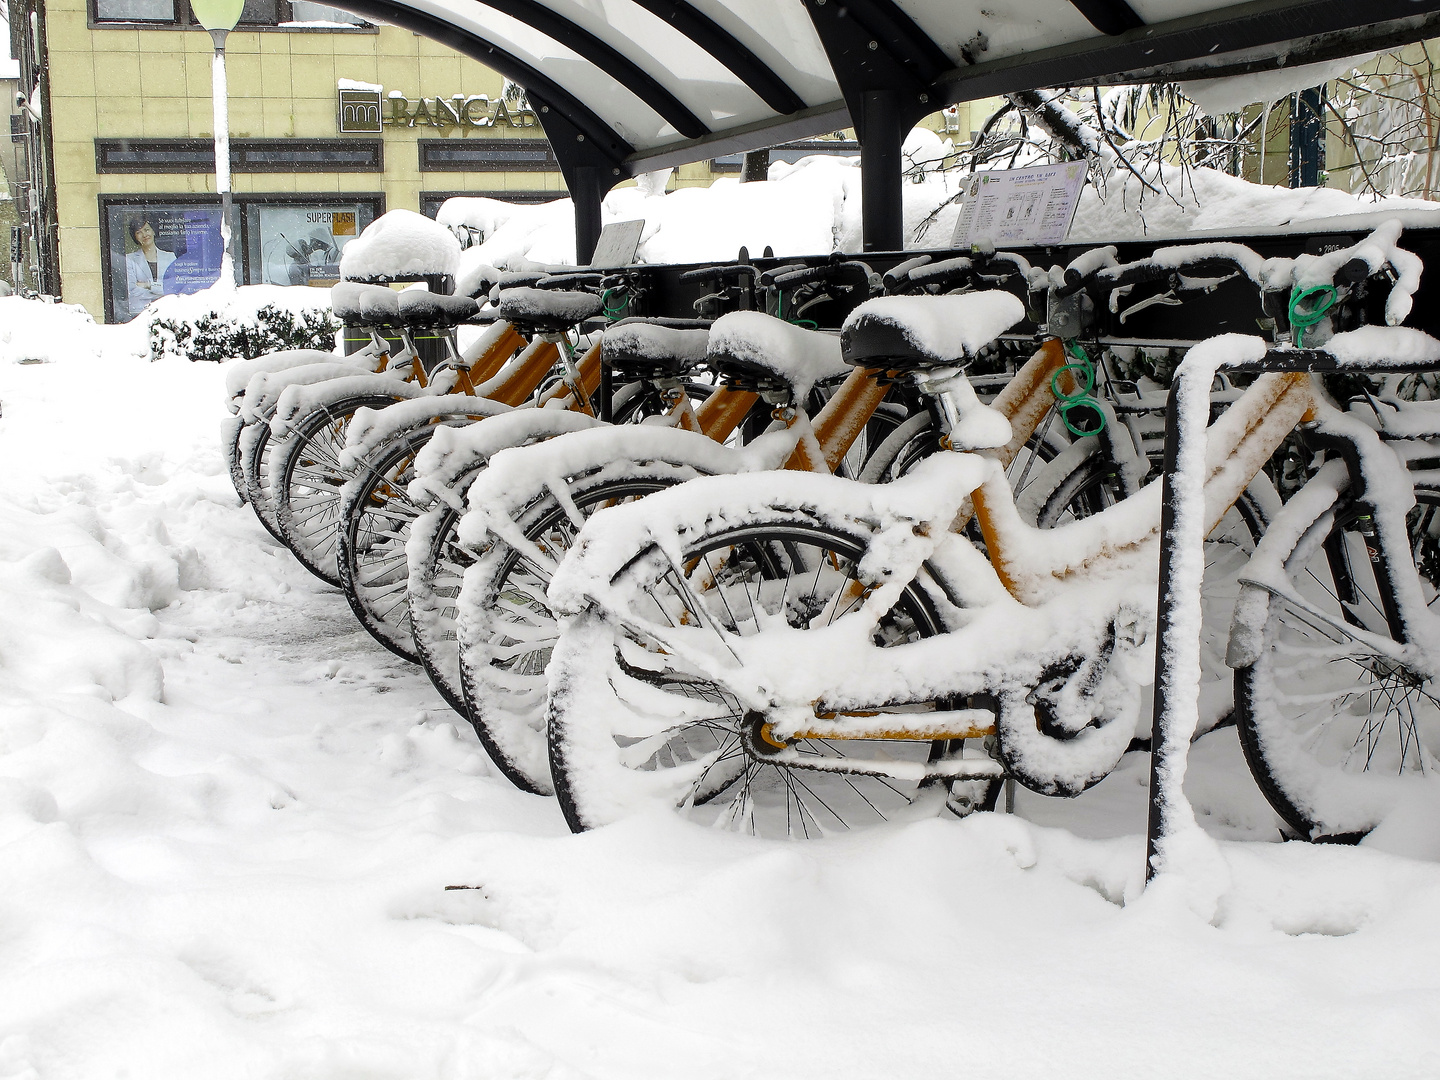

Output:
xmin=951 ymin=163 xmax=1087 ymax=248
xmin=588 ymin=219 xmax=644 ymax=268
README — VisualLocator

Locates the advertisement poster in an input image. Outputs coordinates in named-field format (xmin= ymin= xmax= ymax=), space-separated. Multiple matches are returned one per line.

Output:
xmin=106 ymin=204 xmax=225 ymax=322
xmin=249 ymin=205 xmax=365 ymax=287
xmin=951 ymin=163 xmax=1087 ymax=248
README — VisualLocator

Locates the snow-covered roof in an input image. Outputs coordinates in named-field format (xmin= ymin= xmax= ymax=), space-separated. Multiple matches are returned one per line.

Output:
xmin=328 ymin=0 xmax=1440 ymax=177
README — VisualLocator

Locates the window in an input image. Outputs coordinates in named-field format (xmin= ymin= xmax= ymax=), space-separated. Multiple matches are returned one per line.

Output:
xmin=710 ymin=140 xmax=861 ymax=172
xmin=100 ymin=198 xmax=230 ymax=324
xmin=418 ymin=139 xmax=558 ymax=173
xmin=96 ymin=140 xmax=214 ymax=172
xmin=289 ymin=1 xmax=366 ymax=24
xmin=94 ymin=0 xmax=174 ymax=20
xmin=237 ymin=0 xmax=281 ymax=25
xmin=99 ymin=193 xmax=383 ymax=322
xmin=96 ymin=138 xmax=383 ymax=173
xmin=242 ymin=200 xmax=378 ymax=286
xmin=91 ymin=0 xmax=369 ymax=27
xmin=420 ymin=190 xmax=562 ymax=218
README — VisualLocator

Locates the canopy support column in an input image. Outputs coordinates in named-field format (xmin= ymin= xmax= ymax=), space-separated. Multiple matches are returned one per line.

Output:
xmin=801 ymin=0 xmax=948 ymax=254
xmin=570 ymin=164 xmax=606 ymax=265
xmin=531 ymin=92 xmax=631 ymax=266
xmin=860 ymin=90 xmax=904 ymax=252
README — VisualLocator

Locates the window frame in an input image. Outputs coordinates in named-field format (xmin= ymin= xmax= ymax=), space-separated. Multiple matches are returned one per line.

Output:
xmin=710 ymin=139 xmax=862 ymax=173
xmin=418 ymin=138 xmax=560 ymax=173
xmin=419 ymin=190 xmax=564 ymax=218
xmin=95 ymin=137 xmax=384 ymax=174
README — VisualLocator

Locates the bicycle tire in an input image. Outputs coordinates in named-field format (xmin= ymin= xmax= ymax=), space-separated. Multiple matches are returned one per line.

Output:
xmin=405 ymin=380 xmax=711 ymax=720
xmin=1042 ymin=453 xmax=1271 ymax=740
xmin=239 ymin=413 xmax=287 ymax=544
xmin=272 ymin=393 xmax=402 ymax=586
xmin=458 ymin=470 xmax=702 ymax=794
xmin=862 ymin=410 xmax=1072 ymax=526
xmin=1234 ymin=481 xmax=1440 ymax=842
xmin=223 ymin=414 xmax=248 ymax=504
xmin=409 ymin=499 xmax=477 ymax=716
xmin=337 ymin=425 xmax=444 ymax=662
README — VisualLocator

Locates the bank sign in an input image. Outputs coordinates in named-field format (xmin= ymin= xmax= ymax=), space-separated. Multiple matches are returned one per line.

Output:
xmin=338 ymin=86 xmax=540 ymax=134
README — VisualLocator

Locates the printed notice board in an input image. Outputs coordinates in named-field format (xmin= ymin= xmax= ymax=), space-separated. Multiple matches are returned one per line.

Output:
xmin=951 ymin=163 xmax=1087 ymax=248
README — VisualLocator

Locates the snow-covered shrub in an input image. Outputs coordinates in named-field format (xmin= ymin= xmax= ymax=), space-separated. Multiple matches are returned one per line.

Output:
xmin=148 ymin=303 xmax=339 ymax=363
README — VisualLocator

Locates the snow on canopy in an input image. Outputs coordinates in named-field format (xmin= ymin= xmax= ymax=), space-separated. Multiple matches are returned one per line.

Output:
xmin=1180 ymin=51 xmax=1380 ymax=117
xmin=438 ymin=154 xmax=1440 ymax=271
xmin=339 ymin=208 xmax=463 ymax=281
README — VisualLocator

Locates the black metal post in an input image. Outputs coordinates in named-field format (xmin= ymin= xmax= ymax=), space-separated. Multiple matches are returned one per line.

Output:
xmin=860 ymin=90 xmax=904 ymax=253
xmin=1289 ymin=86 xmax=1324 ymax=188
xmin=571 ymin=164 xmax=605 ymax=265
xmin=741 ymin=148 xmax=770 ymax=183
xmin=599 ymin=359 xmax=613 ymax=423
xmin=1145 ymin=382 xmax=1186 ymax=882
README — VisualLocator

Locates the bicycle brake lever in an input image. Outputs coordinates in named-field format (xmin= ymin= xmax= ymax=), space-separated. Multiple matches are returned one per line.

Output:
xmin=1117 ymin=290 xmax=1183 ymax=325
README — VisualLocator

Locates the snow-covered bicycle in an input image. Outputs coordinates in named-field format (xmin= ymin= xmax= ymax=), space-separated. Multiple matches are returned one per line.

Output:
xmin=540 ymin=223 xmax=1433 ymax=839
xmin=266 ymin=274 xmax=590 ymax=586
xmin=439 ymin=241 xmax=1285 ymax=798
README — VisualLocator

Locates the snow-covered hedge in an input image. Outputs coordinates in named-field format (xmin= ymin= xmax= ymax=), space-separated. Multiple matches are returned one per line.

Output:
xmin=149 ymin=303 xmax=339 ymax=364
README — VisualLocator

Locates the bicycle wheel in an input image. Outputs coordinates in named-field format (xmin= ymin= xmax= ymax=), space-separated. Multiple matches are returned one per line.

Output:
xmin=458 ymin=472 xmax=698 ymax=794
xmin=223 ymin=414 xmax=248 ymax=504
xmin=1234 ymin=481 xmax=1440 ymax=841
xmin=239 ymin=414 xmax=287 ymax=543
xmin=407 ymin=388 xmax=676 ymax=720
xmin=548 ymin=515 xmax=995 ymax=837
xmin=836 ymin=400 xmax=910 ymax=480
xmin=337 ymin=426 xmax=443 ymax=662
xmin=273 ymin=394 xmax=400 ymax=586
xmin=410 ymin=498 xmax=479 ymax=717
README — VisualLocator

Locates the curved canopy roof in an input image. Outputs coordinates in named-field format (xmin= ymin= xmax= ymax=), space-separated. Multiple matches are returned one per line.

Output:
xmin=331 ymin=0 xmax=1440 ymax=180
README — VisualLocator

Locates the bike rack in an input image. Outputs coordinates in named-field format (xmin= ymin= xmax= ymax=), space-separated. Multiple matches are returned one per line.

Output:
xmin=1147 ymin=341 xmax=1439 ymax=884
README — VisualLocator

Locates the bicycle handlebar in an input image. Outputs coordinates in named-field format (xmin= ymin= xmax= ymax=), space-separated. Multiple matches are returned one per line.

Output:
xmin=678 ymin=263 xmax=760 ymax=285
xmin=763 ymin=260 xmax=875 ymax=291
xmin=536 ymin=272 xmax=604 ymax=292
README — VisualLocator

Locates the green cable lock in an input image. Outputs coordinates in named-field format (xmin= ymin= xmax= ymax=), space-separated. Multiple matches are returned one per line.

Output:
xmin=1051 ymin=342 xmax=1107 ymax=437
xmin=600 ymin=287 xmax=630 ymax=322
xmin=1288 ymin=283 xmax=1336 ymax=347
xmin=776 ymin=291 xmax=818 ymax=330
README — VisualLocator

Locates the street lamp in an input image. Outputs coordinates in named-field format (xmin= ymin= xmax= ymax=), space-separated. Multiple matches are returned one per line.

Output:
xmin=191 ymin=0 xmax=244 ymax=288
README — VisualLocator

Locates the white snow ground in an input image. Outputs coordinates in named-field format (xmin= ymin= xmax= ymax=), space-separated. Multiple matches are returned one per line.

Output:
xmin=3 ymin=299 xmax=1440 ymax=1078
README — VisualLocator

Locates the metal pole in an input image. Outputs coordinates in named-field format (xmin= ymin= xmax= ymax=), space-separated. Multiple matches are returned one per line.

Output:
xmin=859 ymin=89 xmax=904 ymax=253
xmin=1146 ymin=382 xmax=1186 ymax=882
xmin=571 ymin=164 xmax=604 ymax=265
xmin=210 ymin=27 xmax=236 ymax=287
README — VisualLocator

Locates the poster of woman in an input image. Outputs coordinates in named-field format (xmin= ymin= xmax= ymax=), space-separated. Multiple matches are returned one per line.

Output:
xmin=106 ymin=204 xmax=225 ymax=322
xmin=123 ymin=216 xmax=177 ymax=318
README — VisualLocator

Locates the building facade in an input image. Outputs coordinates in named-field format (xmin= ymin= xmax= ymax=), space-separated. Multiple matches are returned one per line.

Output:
xmin=6 ymin=0 xmax=986 ymax=322
xmin=6 ymin=0 xmax=712 ymax=320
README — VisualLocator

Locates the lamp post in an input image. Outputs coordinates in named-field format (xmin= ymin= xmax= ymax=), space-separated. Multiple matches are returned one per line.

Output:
xmin=191 ymin=0 xmax=244 ymax=289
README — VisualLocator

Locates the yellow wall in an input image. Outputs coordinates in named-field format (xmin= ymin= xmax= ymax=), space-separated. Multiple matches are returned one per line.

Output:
xmin=46 ymin=0 xmax=572 ymax=315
